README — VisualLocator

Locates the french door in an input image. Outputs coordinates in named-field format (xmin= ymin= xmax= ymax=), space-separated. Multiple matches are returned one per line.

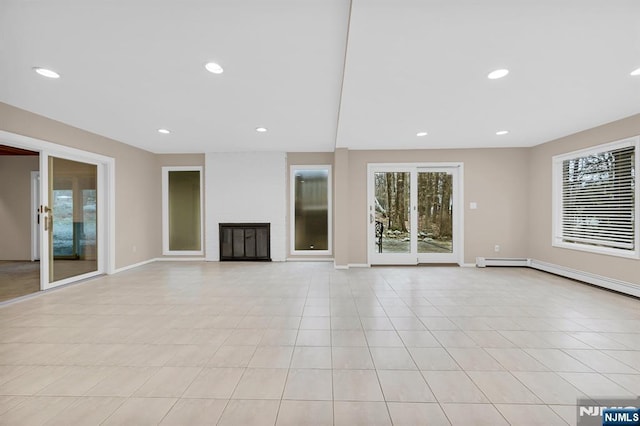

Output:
xmin=39 ymin=154 xmax=106 ymax=290
xmin=0 ymin=130 xmax=113 ymax=293
xmin=368 ymin=164 xmax=462 ymax=265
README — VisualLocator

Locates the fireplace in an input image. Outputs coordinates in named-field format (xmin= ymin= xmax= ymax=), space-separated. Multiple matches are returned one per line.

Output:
xmin=219 ymin=223 xmax=271 ymax=261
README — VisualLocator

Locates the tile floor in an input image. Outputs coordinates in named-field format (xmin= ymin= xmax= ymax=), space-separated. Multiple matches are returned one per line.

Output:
xmin=0 ymin=262 xmax=638 ymax=425
xmin=0 ymin=261 xmax=39 ymax=302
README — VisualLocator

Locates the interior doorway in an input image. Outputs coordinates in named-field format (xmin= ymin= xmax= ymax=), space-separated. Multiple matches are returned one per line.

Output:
xmin=0 ymin=145 xmax=40 ymax=301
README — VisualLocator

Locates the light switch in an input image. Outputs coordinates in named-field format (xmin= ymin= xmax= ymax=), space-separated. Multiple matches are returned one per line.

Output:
xmin=470 ymin=202 xmax=478 ymax=209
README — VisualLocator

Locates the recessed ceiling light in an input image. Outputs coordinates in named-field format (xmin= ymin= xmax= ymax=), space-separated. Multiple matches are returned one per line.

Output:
xmin=33 ymin=67 xmax=60 ymax=79
xmin=496 ymin=130 xmax=509 ymax=135
xmin=416 ymin=132 xmax=428 ymax=137
xmin=488 ymin=69 xmax=509 ymax=80
xmin=205 ymin=62 xmax=224 ymax=74
xmin=255 ymin=127 xmax=268 ymax=133
xmin=158 ymin=128 xmax=171 ymax=134
xmin=631 ymin=67 xmax=640 ymax=76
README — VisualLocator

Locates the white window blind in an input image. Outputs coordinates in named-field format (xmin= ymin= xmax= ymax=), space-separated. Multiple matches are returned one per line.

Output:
xmin=557 ymin=142 xmax=636 ymax=253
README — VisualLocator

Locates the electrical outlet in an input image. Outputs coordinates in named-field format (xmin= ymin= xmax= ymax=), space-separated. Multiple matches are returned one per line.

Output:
xmin=494 ymin=245 xmax=500 ymax=252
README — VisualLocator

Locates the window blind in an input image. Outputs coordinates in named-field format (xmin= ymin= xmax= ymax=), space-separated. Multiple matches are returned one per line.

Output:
xmin=561 ymin=145 xmax=635 ymax=250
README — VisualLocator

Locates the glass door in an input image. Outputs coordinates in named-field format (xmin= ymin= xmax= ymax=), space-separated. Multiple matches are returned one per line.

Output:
xmin=42 ymin=156 xmax=99 ymax=287
xmin=369 ymin=167 xmax=415 ymax=264
xmin=416 ymin=168 xmax=458 ymax=263
xmin=369 ymin=164 xmax=461 ymax=265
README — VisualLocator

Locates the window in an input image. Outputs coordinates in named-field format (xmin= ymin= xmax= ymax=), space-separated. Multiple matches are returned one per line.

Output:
xmin=290 ymin=165 xmax=332 ymax=255
xmin=162 ymin=167 xmax=203 ymax=255
xmin=553 ymin=137 xmax=638 ymax=258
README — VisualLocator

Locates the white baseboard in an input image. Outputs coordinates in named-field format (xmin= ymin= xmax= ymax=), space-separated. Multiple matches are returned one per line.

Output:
xmin=348 ymin=263 xmax=371 ymax=268
xmin=334 ymin=262 xmax=349 ymax=269
xmin=529 ymin=259 xmax=640 ymax=298
xmin=156 ymin=257 xmax=206 ymax=262
xmin=113 ymin=258 xmax=156 ymax=274
xmin=460 ymin=263 xmax=476 ymax=268
xmin=332 ymin=263 xmax=371 ymax=269
xmin=287 ymin=258 xmax=334 ymax=262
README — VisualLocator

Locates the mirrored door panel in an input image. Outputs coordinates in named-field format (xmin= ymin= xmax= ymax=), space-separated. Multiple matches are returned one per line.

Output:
xmin=48 ymin=157 xmax=98 ymax=282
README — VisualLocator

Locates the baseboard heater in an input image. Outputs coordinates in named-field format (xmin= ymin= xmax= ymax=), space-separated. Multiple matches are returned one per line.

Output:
xmin=476 ymin=257 xmax=639 ymax=298
xmin=476 ymin=257 xmax=530 ymax=267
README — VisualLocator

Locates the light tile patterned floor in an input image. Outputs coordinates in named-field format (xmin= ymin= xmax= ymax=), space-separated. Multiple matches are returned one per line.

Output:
xmin=0 ymin=262 xmax=639 ymax=425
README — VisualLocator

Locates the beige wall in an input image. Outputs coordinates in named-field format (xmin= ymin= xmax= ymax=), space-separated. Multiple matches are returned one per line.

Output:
xmin=346 ymin=148 xmax=531 ymax=265
xmin=334 ymin=149 xmax=350 ymax=266
xmin=0 ymin=156 xmax=39 ymax=260
xmin=2 ymin=100 xmax=636 ymax=286
xmin=0 ymin=102 xmax=161 ymax=269
xmin=157 ymin=154 xmax=205 ymax=168
xmin=529 ymin=113 xmax=640 ymax=285
xmin=286 ymin=152 xmax=335 ymax=260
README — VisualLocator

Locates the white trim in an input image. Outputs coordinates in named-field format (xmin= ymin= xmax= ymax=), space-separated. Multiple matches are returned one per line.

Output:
xmin=156 ymin=257 xmax=205 ymax=262
xmin=0 ymin=131 xmax=115 ymax=290
xmin=368 ymin=162 xmax=465 ymax=168
xmin=39 ymin=152 xmax=48 ymax=289
xmin=289 ymin=165 xmax=333 ymax=256
xmin=286 ymin=258 xmax=334 ymax=262
xmin=334 ymin=262 xmax=349 ymax=269
xmin=347 ymin=263 xmax=371 ymax=268
xmin=529 ymin=259 xmax=640 ymax=298
xmin=107 ymin=158 xmax=116 ymax=275
xmin=457 ymin=164 xmax=465 ymax=267
xmin=44 ymin=270 xmax=103 ymax=289
xmin=460 ymin=263 xmax=476 ymax=268
xmin=113 ymin=258 xmax=156 ymax=273
xmin=552 ymin=136 xmax=639 ymax=259
xmin=0 ymin=131 xmax=114 ymax=164
xmin=552 ymin=136 xmax=638 ymax=162
xmin=162 ymin=166 xmax=204 ymax=256
xmin=30 ymin=171 xmax=40 ymax=261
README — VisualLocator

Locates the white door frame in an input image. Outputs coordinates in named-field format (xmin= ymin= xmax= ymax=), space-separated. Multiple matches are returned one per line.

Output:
xmin=0 ymin=131 xmax=116 ymax=290
xmin=367 ymin=165 xmax=416 ymax=265
xmin=30 ymin=171 xmax=40 ymax=261
xmin=289 ymin=164 xmax=333 ymax=256
xmin=367 ymin=162 xmax=464 ymax=266
xmin=162 ymin=166 xmax=204 ymax=256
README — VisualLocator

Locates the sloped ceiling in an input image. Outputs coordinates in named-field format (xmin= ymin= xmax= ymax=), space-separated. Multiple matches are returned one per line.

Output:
xmin=1 ymin=0 xmax=639 ymax=153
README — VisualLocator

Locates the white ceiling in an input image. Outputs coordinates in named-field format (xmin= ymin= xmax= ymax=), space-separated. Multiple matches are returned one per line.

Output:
xmin=1 ymin=0 xmax=639 ymax=153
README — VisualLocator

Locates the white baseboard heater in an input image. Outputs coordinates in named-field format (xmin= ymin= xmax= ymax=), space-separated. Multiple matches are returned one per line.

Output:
xmin=475 ymin=257 xmax=639 ymax=298
xmin=476 ymin=257 xmax=530 ymax=267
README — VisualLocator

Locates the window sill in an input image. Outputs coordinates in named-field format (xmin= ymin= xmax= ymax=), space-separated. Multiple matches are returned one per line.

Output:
xmin=552 ymin=240 xmax=639 ymax=259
